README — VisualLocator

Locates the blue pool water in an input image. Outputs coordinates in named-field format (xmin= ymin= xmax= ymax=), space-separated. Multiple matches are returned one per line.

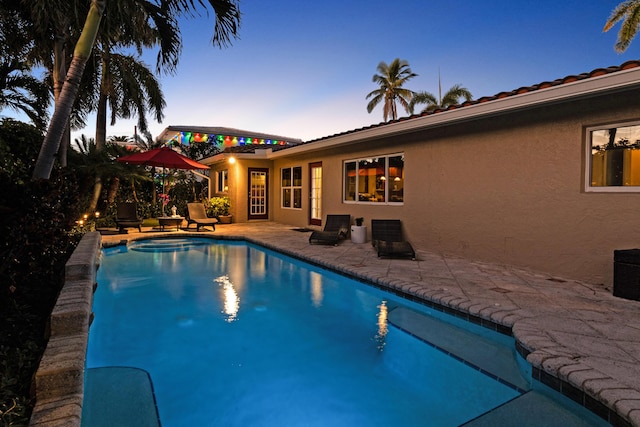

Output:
xmin=86 ymin=238 xmax=533 ymax=426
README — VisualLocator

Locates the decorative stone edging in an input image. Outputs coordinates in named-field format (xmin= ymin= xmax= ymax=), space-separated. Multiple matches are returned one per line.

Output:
xmin=29 ymin=232 xmax=101 ymax=427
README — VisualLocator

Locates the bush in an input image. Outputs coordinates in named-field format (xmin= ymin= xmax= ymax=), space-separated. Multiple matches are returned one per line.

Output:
xmin=0 ymin=120 xmax=83 ymax=424
xmin=204 ymin=196 xmax=230 ymax=218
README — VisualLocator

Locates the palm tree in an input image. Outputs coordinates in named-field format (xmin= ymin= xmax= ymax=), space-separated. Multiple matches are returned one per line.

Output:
xmin=132 ymin=130 xmax=164 ymax=151
xmin=409 ymin=83 xmax=472 ymax=115
xmin=94 ymin=53 xmax=165 ymax=150
xmin=366 ymin=59 xmax=417 ymax=122
xmin=32 ymin=0 xmax=241 ymax=180
xmin=0 ymin=6 xmax=50 ymax=129
xmin=0 ymin=59 xmax=50 ymax=130
xmin=604 ymin=0 xmax=640 ymax=52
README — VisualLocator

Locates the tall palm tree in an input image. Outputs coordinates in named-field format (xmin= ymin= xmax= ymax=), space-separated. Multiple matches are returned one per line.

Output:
xmin=32 ymin=0 xmax=241 ymax=180
xmin=96 ymin=53 xmax=165 ymax=144
xmin=409 ymin=83 xmax=472 ymax=115
xmin=83 ymin=1 xmax=179 ymax=212
xmin=604 ymin=0 xmax=640 ymax=52
xmin=366 ymin=58 xmax=417 ymax=122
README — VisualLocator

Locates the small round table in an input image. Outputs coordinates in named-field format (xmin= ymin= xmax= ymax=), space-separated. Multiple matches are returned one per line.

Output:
xmin=158 ymin=216 xmax=184 ymax=231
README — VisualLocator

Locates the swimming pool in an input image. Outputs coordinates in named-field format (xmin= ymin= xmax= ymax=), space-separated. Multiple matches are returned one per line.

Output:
xmin=83 ymin=238 xmax=604 ymax=426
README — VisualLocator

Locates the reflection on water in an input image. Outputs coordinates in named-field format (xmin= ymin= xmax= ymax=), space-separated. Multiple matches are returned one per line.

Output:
xmin=375 ymin=300 xmax=388 ymax=351
xmin=215 ymin=275 xmax=239 ymax=322
xmin=310 ymin=271 xmax=323 ymax=307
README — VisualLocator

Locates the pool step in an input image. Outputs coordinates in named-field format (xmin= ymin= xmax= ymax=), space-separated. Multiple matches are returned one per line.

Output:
xmin=82 ymin=367 xmax=161 ymax=427
xmin=460 ymin=390 xmax=609 ymax=427
xmin=387 ymin=306 xmax=529 ymax=392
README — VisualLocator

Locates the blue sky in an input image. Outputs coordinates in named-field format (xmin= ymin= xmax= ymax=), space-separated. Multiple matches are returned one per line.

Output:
xmin=37 ymin=1 xmax=640 ymax=142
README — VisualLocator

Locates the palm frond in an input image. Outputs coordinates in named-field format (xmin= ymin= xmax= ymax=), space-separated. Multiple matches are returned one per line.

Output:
xmin=603 ymin=0 xmax=640 ymax=52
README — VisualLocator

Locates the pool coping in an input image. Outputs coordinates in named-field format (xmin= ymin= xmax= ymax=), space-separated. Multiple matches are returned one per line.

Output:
xmin=29 ymin=229 xmax=640 ymax=426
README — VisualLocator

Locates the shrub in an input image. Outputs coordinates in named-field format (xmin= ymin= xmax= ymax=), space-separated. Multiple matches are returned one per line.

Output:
xmin=204 ymin=196 xmax=230 ymax=218
xmin=0 ymin=120 xmax=83 ymax=423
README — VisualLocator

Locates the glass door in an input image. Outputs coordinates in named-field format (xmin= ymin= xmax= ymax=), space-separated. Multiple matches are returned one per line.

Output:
xmin=248 ymin=168 xmax=269 ymax=220
xmin=309 ymin=162 xmax=322 ymax=226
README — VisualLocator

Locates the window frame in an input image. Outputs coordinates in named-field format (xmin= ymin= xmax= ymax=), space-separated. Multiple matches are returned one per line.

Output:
xmin=343 ymin=152 xmax=404 ymax=205
xmin=216 ymin=169 xmax=228 ymax=193
xmin=281 ymin=166 xmax=303 ymax=209
xmin=585 ymin=120 xmax=640 ymax=193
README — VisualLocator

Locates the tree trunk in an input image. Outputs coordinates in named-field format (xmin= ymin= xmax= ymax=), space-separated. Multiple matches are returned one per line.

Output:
xmin=106 ymin=176 xmax=119 ymax=204
xmin=95 ymin=58 xmax=108 ymax=151
xmin=131 ymin=180 xmax=138 ymax=203
xmin=89 ymin=176 xmax=102 ymax=212
xmin=32 ymin=0 xmax=106 ymax=180
xmin=58 ymin=125 xmax=70 ymax=167
xmin=53 ymin=30 xmax=70 ymax=168
xmin=89 ymin=80 xmax=109 ymax=210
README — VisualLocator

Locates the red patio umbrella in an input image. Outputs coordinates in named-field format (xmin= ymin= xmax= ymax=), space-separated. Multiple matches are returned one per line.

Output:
xmin=117 ymin=146 xmax=208 ymax=171
xmin=117 ymin=147 xmax=209 ymax=212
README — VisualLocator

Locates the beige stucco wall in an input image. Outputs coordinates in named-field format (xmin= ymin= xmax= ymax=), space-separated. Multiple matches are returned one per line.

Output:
xmin=270 ymin=91 xmax=640 ymax=286
xmin=211 ymin=157 xmax=274 ymax=223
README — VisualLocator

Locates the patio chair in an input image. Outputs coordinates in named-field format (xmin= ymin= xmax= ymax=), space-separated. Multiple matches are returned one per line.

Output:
xmin=309 ymin=214 xmax=351 ymax=245
xmin=115 ymin=202 xmax=143 ymax=233
xmin=371 ymin=219 xmax=415 ymax=260
xmin=186 ymin=202 xmax=218 ymax=231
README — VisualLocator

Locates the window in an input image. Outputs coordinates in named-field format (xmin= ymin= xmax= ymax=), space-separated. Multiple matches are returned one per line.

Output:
xmin=344 ymin=153 xmax=404 ymax=203
xmin=282 ymin=166 xmax=302 ymax=208
xmin=217 ymin=170 xmax=228 ymax=193
xmin=587 ymin=122 xmax=640 ymax=191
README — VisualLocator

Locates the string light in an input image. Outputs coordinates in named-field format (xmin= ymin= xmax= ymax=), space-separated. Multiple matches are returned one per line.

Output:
xmin=171 ymin=132 xmax=295 ymax=147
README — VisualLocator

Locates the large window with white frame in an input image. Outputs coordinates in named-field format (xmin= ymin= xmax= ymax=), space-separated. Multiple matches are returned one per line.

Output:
xmin=587 ymin=121 xmax=640 ymax=192
xmin=282 ymin=166 xmax=302 ymax=208
xmin=344 ymin=153 xmax=404 ymax=203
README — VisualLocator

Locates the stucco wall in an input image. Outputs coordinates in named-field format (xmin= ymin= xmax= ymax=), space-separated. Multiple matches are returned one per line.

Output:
xmin=211 ymin=158 xmax=273 ymax=223
xmin=272 ymin=91 xmax=640 ymax=285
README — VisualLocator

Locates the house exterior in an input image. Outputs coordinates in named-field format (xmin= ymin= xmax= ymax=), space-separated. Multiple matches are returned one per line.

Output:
xmin=159 ymin=60 xmax=640 ymax=286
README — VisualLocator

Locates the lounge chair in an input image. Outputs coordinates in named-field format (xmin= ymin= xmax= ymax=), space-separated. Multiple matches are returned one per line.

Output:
xmin=309 ymin=214 xmax=351 ymax=245
xmin=115 ymin=202 xmax=143 ymax=233
xmin=186 ymin=202 xmax=218 ymax=231
xmin=371 ymin=219 xmax=415 ymax=259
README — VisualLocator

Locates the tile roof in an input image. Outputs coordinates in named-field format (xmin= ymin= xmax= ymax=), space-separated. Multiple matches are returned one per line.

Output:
xmin=223 ymin=144 xmax=293 ymax=154
xmin=303 ymin=59 xmax=640 ymax=144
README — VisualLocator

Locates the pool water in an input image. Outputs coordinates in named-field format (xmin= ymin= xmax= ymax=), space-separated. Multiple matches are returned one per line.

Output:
xmin=86 ymin=239 xmax=537 ymax=426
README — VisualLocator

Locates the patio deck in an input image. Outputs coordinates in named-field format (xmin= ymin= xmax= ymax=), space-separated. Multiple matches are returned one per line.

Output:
xmin=96 ymin=222 xmax=640 ymax=426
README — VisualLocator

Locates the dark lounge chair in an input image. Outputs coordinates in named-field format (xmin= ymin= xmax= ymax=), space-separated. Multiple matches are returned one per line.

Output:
xmin=115 ymin=202 xmax=143 ymax=233
xmin=186 ymin=202 xmax=218 ymax=231
xmin=309 ymin=214 xmax=351 ymax=245
xmin=371 ymin=219 xmax=416 ymax=259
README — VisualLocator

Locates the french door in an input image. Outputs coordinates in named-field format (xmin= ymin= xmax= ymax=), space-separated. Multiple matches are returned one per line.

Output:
xmin=309 ymin=162 xmax=322 ymax=226
xmin=248 ymin=168 xmax=269 ymax=220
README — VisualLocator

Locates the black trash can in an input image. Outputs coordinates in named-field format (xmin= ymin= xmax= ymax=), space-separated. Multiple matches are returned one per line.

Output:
xmin=613 ymin=249 xmax=640 ymax=301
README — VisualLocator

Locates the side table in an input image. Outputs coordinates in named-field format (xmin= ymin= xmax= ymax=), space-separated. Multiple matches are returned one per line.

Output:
xmin=158 ymin=216 xmax=184 ymax=231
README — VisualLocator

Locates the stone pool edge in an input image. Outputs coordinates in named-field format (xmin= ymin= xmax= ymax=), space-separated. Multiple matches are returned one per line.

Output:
xmin=29 ymin=231 xmax=101 ymax=426
xmin=29 ymin=231 xmax=638 ymax=426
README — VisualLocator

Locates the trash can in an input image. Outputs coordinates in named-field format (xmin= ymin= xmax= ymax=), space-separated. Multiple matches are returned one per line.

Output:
xmin=350 ymin=225 xmax=367 ymax=244
xmin=613 ymin=249 xmax=640 ymax=301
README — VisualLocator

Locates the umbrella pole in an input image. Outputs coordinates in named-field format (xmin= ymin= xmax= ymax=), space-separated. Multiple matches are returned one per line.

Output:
xmin=161 ymin=166 xmax=165 ymax=216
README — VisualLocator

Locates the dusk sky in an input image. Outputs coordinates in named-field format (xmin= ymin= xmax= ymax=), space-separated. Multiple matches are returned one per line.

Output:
xmin=44 ymin=1 xmax=640 ymax=142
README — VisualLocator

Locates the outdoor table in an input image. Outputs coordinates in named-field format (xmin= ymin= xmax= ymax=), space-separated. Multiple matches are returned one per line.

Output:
xmin=158 ymin=216 xmax=184 ymax=231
